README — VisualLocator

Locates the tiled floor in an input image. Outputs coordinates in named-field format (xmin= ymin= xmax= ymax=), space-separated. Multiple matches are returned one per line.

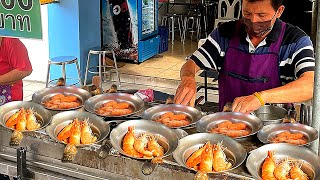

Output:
xmin=22 ymin=38 xmax=219 ymax=104
xmin=117 ymin=38 xmax=197 ymax=81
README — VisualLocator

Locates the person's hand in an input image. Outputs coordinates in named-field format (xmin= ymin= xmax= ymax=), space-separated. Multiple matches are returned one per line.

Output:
xmin=232 ymin=94 xmax=262 ymax=113
xmin=174 ymin=76 xmax=197 ymax=107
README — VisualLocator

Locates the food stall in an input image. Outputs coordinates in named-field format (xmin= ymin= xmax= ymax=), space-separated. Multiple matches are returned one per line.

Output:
xmin=0 ymin=85 xmax=319 ymax=180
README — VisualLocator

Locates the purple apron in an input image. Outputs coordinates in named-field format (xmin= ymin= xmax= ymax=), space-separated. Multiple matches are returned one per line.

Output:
xmin=0 ymin=85 xmax=12 ymax=106
xmin=218 ymin=21 xmax=286 ymax=111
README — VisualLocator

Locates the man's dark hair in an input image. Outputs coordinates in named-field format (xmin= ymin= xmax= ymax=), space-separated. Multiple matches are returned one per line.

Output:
xmin=247 ymin=0 xmax=283 ymax=10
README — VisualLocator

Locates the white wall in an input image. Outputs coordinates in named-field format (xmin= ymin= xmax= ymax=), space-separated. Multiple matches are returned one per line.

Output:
xmin=21 ymin=6 xmax=49 ymax=82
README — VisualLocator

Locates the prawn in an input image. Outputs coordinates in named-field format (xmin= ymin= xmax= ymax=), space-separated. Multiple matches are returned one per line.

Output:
xmin=69 ymin=119 xmax=81 ymax=145
xmin=290 ymin=162 xmax=309 ymax=180
xmin=186 ymin=143 xmax=207 ymax=168
xmin=6 ymin=109 xmax=21 ymax=128
xmin=288 ymin=133 xmax=304 ymax=140
xmin=51 ymin=93 xmax=65 ymax=100
xmin=286 ymin=139 xmax=307 ymax=145
xmin=103 ymin=100 xmax=117 ymax=107
xmin=194 ymin=142 xmax=213 ymax=180
xmin=212 ymin=142 xmax=232 ymax=172
xmin=26 ymin=108 xmax=41 ymax=131
xmin=229 ymin=122 xmax=247 ymax=130
xmin=80 ymin=119 xmax=97 ymax=144
xmin=274 ymin=159 xmax=291 ymax=180
xmin=111 ymin=109 xmax=132 ymax=116
xmin=199 ymin=142 xmax=213 ymax=172
xmin=114 ymin=102 xmax=130 ymax=109
xmin=62 ymin=95 xmax=78 ymax=102
xmin=122 ymin=126 xmax=143 ymax=158
xmin=261 ymin=151 xmax=277 ymax=180
xmin=15 ymin=108 xmax=27 ymax=131
xmin=133 ymin=133 xmax=153 ymax=157
xmin=57 ymin=120 xmax=75 ymax=141
xmin=217 ymin=121 xmax=233 ymax=128
xmin=225 ymin=129 xmax=250 ymax=138
xmin=160 ymin=112 xmax=174 ymax=118
xmin=165 ymin=119 xmax=190 ymax=128
xmin=171 ymin=114 xmax=187 ymax=120
xmin=147 ymin=135 xmax=164 ymax=157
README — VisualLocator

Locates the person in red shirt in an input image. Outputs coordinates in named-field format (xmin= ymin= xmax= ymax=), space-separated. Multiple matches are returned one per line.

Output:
xmin=0 ymin=37 xmax=33 ymax=105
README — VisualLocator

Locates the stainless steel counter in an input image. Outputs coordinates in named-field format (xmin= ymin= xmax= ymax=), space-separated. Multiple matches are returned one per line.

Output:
xmin=0 ymin=124 xmax=258 ymax=180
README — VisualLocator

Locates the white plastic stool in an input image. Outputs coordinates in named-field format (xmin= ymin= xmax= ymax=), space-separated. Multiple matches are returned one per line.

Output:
xmin=45 ymin=56 xmax=82 ymax=87
xmin=84 ymin=48 xmax=121 ymax=88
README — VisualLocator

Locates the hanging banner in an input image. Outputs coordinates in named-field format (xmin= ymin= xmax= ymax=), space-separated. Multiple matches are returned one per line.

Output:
xmin=0 ymin=0 xmax=42 ymax=39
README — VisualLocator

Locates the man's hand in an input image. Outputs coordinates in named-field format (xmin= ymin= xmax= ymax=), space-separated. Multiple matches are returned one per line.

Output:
xmin=174 ymin=76 xmax=197 ymax=107
xmin=232 ymin=94 xmax=261 ymax=113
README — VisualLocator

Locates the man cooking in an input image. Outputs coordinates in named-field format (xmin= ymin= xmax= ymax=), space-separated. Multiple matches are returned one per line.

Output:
xmin=174 ymin=0 xmax=315 ymax=113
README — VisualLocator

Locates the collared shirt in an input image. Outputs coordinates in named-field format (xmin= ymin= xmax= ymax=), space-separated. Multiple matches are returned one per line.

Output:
xmin=246 ymin=34 xmax=267 ymax=53
xmin=0 ymin=38 xmax=32 ymax=101
xmin=191 ymin=19 xmax=315 ymax=85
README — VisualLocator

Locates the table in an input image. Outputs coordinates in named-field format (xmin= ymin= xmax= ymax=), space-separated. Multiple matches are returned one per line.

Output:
xmin=159 ymin=1 xmax=218 ymax=38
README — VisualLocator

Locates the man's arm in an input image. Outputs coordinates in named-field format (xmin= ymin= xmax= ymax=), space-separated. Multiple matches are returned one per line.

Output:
xmin=0 ymin=69 xmax=32 ymax=85
xmin=174 ymin=60 xmax=201 ymax=106
xmin=261 ymin=71 xmax=314 ymax=103
xmin=232 ymin=71 xmax=314 ymax=113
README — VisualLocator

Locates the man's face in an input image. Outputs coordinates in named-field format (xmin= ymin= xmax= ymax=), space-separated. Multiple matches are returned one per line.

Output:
xmin=242 ymin=0 xmax=284 ymax=26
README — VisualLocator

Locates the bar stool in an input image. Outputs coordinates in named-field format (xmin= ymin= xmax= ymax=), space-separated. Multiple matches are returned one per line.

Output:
xmin=45 ymin=56 xmax=82 ymax=87
xmin=161 ymin=14 xmax=183 ymax=43
xmin=84 ymin=48 xmax=121 ymax=88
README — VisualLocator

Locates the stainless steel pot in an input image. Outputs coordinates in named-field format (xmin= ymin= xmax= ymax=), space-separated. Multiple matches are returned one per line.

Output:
xmin=45 ymin=111 xmax=110 ymax=147
xmin=196 ymin=112 xmax=263 ymax=140
xmin=254 ymin=105 xmax=288 ymax=125
xmin=84 ymin=93 xmax=144 ymax=117
xmin=172 ymin=133 xmax=247 ymax=173
xmin=141 ymin=104 xmax=203 ymax=129
xmin=257 ymin=123 xmax=318 ymax=146
xmin=0 ymin=101 xmax=52 ymax=131
xmin=246 ymin=143 xmax=320 ymax=180
xmin=109 ymin=120 xmax=179 ymax=159
xmin=32 ymin=86 xmax=92 ymax=111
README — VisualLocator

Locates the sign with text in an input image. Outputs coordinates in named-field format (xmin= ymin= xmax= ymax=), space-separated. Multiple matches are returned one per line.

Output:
xmin=0 ymin=0 xmax=42 ymax=39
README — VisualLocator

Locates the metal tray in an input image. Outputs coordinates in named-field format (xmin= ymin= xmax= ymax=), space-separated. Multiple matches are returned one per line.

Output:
xmin=109 ymin=120 xmax=179 ymax=160
xmin=257 ymin=123 xmax=318 ymax=146
xmin=196 ymin=112 xmax=263 ymax=140
xmin=141 ymin=104 xmax=203 ymax=129
xmin=84 ymin=93 xmax=144 ymax=118
xmin=32 ymin=86 xmax=92 ymax=111
xmin=172 ymin=133 xmax=247 ymax=173
xmin=45 ymin=111 xmax=110 ymax=147
xmin=246 ymin=143 xmax=320 ymax=180
xmin=0 ymin=101 xmax=52 ymax=132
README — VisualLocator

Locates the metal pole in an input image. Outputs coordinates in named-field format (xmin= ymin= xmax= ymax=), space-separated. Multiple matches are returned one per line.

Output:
xmin=311 ymin=0 xmax=320 ymax=155
xmin=311 ymin=0 xmax=317 ymax=45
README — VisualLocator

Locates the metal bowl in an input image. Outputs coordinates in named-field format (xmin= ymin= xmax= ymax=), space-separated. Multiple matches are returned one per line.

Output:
xmin=141 ymin=104 xmax=203 ymax=129
xmin=32 ymin=86 xmax=92 ymax=111
xmin=46 ymin=111 xmax=110 ymax=147
xmin=254 ymin=105 xmax=288 ymax=125
xmin=0 ymin=101 xmax=52 ymax=131
xmin=196 ymin=112 xmax=263 ymax=139
xmin=246 ymin=143 xmax=320 ymax=180
xmin=84 ymin=93 xmax=144 ymax=117
xmin=257 ymin=123 xmax=318 ymax=146
xmin=172 ymin=133 xmax=247 ymax=173
xmin=109 ymin=120 xmax=179 ymax=160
